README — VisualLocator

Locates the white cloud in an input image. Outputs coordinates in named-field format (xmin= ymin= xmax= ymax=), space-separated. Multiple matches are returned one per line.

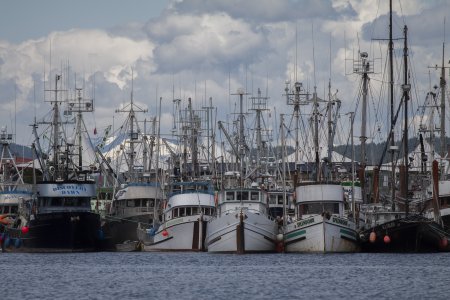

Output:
xmin=0 ymin=0 xmax=448 ymax=149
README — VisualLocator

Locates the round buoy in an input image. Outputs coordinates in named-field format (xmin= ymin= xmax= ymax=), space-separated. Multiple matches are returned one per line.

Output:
xmin=369 ymin=231 xmax=376 ymax=243
xmin=383 ymin=235 xmax=391 ymax=244
xmin=21 ymin=226 xmax=29 ymax=234
xmin=162 ymin=230 xmax=168 ymax=237
xmin=276 ymin=233 xmax=283 ymax=242
xmin=440 ymin=238 xmax=448 ymax=249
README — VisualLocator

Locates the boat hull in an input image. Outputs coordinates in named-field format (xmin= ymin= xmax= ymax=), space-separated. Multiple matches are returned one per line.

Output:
xmin=143 ymin=215 xmax=208 ymax=251
xmin=2 ymin=211 xmax=101 ymax=252
xmin=359 ymin=215 xmax=449 ymax=252
xmin=206 ymin=211 xmax=278 ymax=253
xmin=284 ymin=215 xmax=359 ymax=253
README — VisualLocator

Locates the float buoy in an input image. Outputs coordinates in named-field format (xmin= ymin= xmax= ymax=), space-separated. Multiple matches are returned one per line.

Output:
xmin=162 ymin=230 xmax=168 ymax=237
xmin=21 ymin=226 xmax=29 ymax=234
xmin=383 ymin=235 xmax=391 ymax=244
xmin=369 ymin=231 xmax=376 ymax=243
xmin=276 ymin=234 xmax=283 ymax=242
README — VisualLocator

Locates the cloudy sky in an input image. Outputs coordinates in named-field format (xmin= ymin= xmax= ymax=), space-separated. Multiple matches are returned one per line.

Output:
xmin=0 ymin=0 xmax=448 ymax=154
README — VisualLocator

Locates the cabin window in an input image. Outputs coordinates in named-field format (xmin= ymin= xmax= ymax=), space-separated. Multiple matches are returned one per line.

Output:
xmin=173 ymin=208 xmax=179 ymax=218
xmin=226 ymin=192 xmax=234 ymax=201
xmin=51 ymin=198 xmax=63 ymax=206
xmin=269 ymin=195 xmax=276 ymax=204
xmin=300 ymin=202 xmax=340 ymax=215
xmin=186 ymin=207 xmax=192 ymax=216
xmin=179 ymin=207 xmax=186 ymax=217
xmin=64 ymin=198 xmax=78 ymax=206
xmin=278 ymin=195 xmax=284 ymax=205
xmin=237 ymin=191 xmax=249 ymax=201
xmin=251 ymin=192 xmax=259 ymax=201
xmin=127 ymin=200 xmax=135 ymax=207
xmin=192 ymin=207 xmax=198 ymax=215
xmin=149 ymin=199 xmax=155 ymax=207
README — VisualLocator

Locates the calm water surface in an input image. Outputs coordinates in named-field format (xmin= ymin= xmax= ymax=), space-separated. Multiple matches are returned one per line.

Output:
xmin=2 ymin=252 xmax=449 ymax=299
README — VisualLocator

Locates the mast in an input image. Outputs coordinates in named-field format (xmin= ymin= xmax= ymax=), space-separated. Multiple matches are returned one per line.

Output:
xmin=250 ymin=88 xmax=269 ymax=179
xmin=280 ymin=113 xmax=287 ymax=230
xmin=313 ymin=86 xmax=320 ymax=182
xmin=285 ymin=82 xmax=308 ymax=168
xmin=402 ymin=25 xmax=410 ymax=215
xmin=52 ymin=75 xmax=61 ymax=179
xmin=439 ymin=42 xmax=447 ymax=178
xmin=238 ymin=89 xmax=245 ymax=189
xmin=389 ymin=0 xmax=396 ymax=210
xmin=114 ymin=73 xmax=147 ymax=182
xmin=349 ymin=112 xmax=356 ymax=222
xmin=327 ymin=79 xmax=333 ymax=176
xmin=360 ymin=53 xmax=369 ymax=203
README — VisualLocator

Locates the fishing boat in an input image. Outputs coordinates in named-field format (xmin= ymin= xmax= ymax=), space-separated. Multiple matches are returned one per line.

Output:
xmin=101 ymin=80 xmax=163 ymax=250
xmin=282 ymin=81 xmax=359 ymax=253
xmin=205 ymin=90 xmax=278 ymax=253
xmin=143 ymin=181 xmax=215 ymax=251
xmin=2 ymin=75 xmax=102 ymax=252
xmin=0 ymin=127 xmax=33 ymax=250
xmin=143 ymin=98 xmax=216 ymax=251
xmin=358 ymin=1 xmax=450 ymax=252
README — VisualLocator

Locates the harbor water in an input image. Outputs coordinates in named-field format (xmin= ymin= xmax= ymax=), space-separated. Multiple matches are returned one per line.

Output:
xmin=2 ymin=252 xmax=450 ymax=299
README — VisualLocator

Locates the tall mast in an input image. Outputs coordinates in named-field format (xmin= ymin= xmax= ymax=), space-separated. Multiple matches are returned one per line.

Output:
xmin=238 ymin=89 xmax=245 ymax=188
xmin=250 ymin=88 xmax=269 ymax=179
xmin=327 ymin=79 xmax=332 ymax=173
xmin=402 ymin=25 xmax=410 ymax=215
xmin=313 ymin=86 xmax=320 ymax=182
xmin=285 ymin=82 xmax=308 ymax=167
xmin=360 ymin=52 xmax=370 ymax=203
xmin=389 ymin=0 xmax=396 ymax=210
xmin=439 ymin=42 xmax=447 ymax=178
xmin=52 ymin=75 xmax=61 ymax=178
xmin=114 ymin=73 xmax=147 ymax=182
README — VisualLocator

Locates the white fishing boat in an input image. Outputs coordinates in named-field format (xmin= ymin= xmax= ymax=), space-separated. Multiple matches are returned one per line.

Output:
xmin=143 ymin=181 xmax=215 ymax=251
xmin=282 ymin=81 xmax=358 ymax=253
xmin=284 ymin=183 xmax=359 ymax=252
xmin=205 ymin=183 xmax=278 ymax=253
xmin=205 ymin=89 xmax=278 ymax=253
xmin=143 ymin=96 xmax=217 ymax=251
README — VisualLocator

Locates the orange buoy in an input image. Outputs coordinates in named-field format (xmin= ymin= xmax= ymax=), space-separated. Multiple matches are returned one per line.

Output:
xmin=369 ymin=231 xmax=376 ymax=243
xmin=162 ymin=230 xmax=168 ymax=237
xmin=383 ymin=235 xmax=391 ymax=244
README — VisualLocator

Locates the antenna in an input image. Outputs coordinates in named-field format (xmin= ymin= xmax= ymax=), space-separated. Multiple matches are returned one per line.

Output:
xmin=311 ymin=23 xmax=317 ymax=88
xmin=295 ymin=24 xmax=298 ymax=82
